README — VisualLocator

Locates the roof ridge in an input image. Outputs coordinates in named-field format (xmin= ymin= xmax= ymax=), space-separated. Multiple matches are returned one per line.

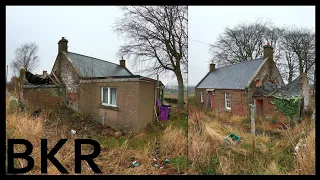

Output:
xmin=68 ymin=51 xmax=120 ymax=66
xmin=215 ymin=58 xmax=263 ymax=71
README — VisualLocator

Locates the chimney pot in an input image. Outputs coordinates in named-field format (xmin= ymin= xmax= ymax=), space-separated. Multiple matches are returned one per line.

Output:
xmin=120 ymin=57 xmax=126 ymax=68
xmin=263 ymin=42 xmax=273 ymax=61
xmin=210 ymin=63 xmax=215 ymax=72
xmin=58 ymin=37 xmax=68 ymax=53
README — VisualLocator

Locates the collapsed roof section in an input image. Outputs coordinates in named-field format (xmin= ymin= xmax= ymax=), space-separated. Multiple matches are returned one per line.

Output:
xmin=24 ymin=71 xmax=62 ymax=88
xmin=253 ymin=80 xmax=282 ymax=97
xmin=253 ymin=74 xmax=306 ymax=99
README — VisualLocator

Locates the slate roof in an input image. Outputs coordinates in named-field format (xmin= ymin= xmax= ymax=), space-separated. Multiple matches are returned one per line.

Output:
xmin=273 ymin=76 xmax=302 ymax=99
xmin=67 ymin=52 xmax=133 ymax=78
xmin=196 ymin=58 xmax=264 ymax=89
xmin=253 ymin=81 xmax=282 ymax=97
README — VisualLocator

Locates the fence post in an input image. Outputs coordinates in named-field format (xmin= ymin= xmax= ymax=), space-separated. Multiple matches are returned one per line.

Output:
xmin=250 ymin=104 xmax=256 ymax=158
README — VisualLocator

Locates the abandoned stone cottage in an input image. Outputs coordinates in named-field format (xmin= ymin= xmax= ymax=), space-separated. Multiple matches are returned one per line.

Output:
xmin=195 ymin=42 xmax=309 ymax=120
xmin=22 ymin=37 xmax=162 ymax=133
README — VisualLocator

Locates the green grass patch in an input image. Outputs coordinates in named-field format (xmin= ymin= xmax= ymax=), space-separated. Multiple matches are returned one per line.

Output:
xmin=204 ymin=167 xmax=216 ymax=175
xmin=170 ymin=155 xmax=188 ymax=171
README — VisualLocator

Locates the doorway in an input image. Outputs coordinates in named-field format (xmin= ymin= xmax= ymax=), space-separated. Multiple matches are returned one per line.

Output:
xmin=255 ymin=99 xmax=263 ymax=118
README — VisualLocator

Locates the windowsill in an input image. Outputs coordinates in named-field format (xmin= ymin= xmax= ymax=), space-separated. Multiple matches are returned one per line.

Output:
xmin=100 ymin=104 xmax=119 ymax=111
xmin=225 ymin=108 xmax=231 ymax=112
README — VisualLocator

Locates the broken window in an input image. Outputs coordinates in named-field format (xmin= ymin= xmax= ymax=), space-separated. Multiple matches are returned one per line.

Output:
xmin=225 ymin=92 xmax=231 ymax=110
xmin=101 ymin=87 xmax=117 ymax=107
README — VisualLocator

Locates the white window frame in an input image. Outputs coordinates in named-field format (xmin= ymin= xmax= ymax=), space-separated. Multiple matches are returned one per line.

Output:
xmin=225 ymin=92 xmax=231 ymax=110
xmin=200 ymin=91 xmax=204 ymax=102
xmin=101 ymin=87 xmax=117 ymax=107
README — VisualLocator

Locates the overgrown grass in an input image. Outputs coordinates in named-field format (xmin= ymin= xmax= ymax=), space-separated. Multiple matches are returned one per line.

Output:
xmin=187 ymin=104 xmax=315 ymax=175
xmin=6 ymin=93 xmax=187 ymax=175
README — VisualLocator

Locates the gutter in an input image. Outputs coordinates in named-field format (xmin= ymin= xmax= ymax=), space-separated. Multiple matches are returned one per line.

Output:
xmin=79 ymin=77 xmax=157 ymax=84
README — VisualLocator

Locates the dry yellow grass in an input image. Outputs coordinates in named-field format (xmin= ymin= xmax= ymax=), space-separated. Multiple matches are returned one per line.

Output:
xmin=6 ymin=94 xmax=187 ymax=175
xmin=160 ymin=124 xmax=186 ymax=157
xmin=187 ymin=104 xmax=315 ymax=175
xmin=292 ymin=128 xmax=315 ymax=175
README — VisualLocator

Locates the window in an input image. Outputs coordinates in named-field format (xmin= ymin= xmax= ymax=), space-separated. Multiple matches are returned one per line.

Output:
xmin=225 ymin=92 xmax=231 ymax=110
xmin=101 ymin=87 xmax=117 ymax=107
xmin=200 ymin=91 xmax=204 ymax=102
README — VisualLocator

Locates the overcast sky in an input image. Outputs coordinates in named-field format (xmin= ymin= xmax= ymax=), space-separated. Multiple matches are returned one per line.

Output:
xmin=188 ymin=6 xmax=315 ymax=86
xmin=6 ymin=6 xmax=176 ymax=86
xmin=6 ymin=6 xmax=316 ymax=87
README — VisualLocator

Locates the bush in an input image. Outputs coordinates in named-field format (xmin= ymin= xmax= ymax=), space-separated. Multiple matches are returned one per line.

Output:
xmin=164 ymin=97 xmax=178 ymax=104
xmin=188 ymin=95 xmax=199 ymax=107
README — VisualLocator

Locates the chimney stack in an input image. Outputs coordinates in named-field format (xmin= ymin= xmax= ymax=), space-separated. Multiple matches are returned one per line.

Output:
xmin=120 ymin=56 xmax=126 ymax=67
xmin=58 ymin=37 xmax=68 ymax=53
xmin=43 ymin=70 xmax=48 ymax=76
xmin=263 ymin=42 xmax=273 ymax=61
xmin=210 ymin=63 xmax=215 ymax=72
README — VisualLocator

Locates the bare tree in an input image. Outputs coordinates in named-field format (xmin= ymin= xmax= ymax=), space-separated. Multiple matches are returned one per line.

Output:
xmin=210 ymin=19 xmax=315 ymax=86
xmin=277 ymin=31 xmax=299 ymax=83
xmin=210 ymin=19 xmax=277 ymax=67
xmin=281 ymin=27 xmax=315 ymax=75
xmin=114 ymin=6 xmax=188 ymax=108
xmin=10 ymin=42 xmax=40 ymax=76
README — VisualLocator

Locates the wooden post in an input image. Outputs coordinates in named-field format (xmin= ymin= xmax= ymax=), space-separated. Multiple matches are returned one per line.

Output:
xmin=250 ymin=104 xmax=256 ymax=158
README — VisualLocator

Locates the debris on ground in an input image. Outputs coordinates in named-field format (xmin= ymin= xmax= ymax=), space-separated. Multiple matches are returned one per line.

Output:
xmin=31 ymin=109 xmax=41 ymax=120
xmin=71 ymin=129 xmax=77 ymax=135
xmin=130 ymin=160 xmax=140 ymax=168
xmin=151 ymin=157 xmax=170 ymax=172
xmin=114 ymin=131 xmax=122 ymax=137
xmin=85 ymin=162 xmax=92 ymax=171
xmin=294 ymin=138 xmax=307 ymax=155
xmin=224 ymin=133 xmax=240 ymax=146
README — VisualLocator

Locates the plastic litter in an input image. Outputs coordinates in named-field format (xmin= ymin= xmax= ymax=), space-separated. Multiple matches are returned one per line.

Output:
xmin=132 ymin=161 xmax=140 ymax=167
xmin=154 ymin=164 xmax=159 ymax=167
xmin=224 ymin=133 xmax=240 ymax=145
xmin=71 ymin=130 xmax=77 ymax=135
xmin=164 ymin=158 xmax=169 ymax=163
xmin=86 ymin=162 xmax=92 ymax=171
